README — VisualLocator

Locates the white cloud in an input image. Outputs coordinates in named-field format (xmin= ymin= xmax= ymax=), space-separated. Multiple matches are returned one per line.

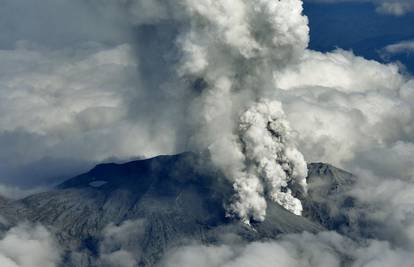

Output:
xmin=375 ymin=1 xmax=414 ymax=15
xmin=0 ymin=184 xmax=46 ymax=199
xmin=159 ymin=231 xmax=414 ymax=267
xmin=0 ymin=0 xmax=195 ymax=186
xmin=275 ymin=49 xmax=405 ymax=92
xmin=383 ymin=40 xmax=414 ymax=55
xmin=272 ymin=49 xmax=414 ymax=174
xmin=305 ymin=0 xmax=414 ymax=16
xmin=270 ymin=47 xmax=414 ymax=254
xmin=0 ymin=41 xmax=184 ymax=185
xmin=0 ymin=224 xmax=60 ymax=267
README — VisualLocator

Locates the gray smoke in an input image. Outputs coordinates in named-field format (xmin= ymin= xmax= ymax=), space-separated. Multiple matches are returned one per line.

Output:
xmin=172 ymin=0 xmax=310 ymax=222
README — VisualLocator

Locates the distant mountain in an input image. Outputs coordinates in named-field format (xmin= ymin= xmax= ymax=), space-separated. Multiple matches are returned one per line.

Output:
xmin=0 ymin=152 xmax=358 ymax=266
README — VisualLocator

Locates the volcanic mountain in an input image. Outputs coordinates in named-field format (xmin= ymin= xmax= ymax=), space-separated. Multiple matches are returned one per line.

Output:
xmin=0 ymin=152 xmax=357 ymax=266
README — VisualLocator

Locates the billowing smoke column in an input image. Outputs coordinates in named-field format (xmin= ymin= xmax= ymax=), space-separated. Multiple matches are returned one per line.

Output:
xmin=220 ymin=100 xmax=308 ymax=222
xmin=174 ymin=0 xmax=310 ymax=223
xmin=65 ymin=0 xmax=310 ymax=223
xmin=233 ymin=100 xmax=308 ymax=218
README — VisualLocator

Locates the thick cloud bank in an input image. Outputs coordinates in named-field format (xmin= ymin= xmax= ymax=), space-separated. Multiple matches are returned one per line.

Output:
xmin=159 ymin=231 xmax=414 ymax=267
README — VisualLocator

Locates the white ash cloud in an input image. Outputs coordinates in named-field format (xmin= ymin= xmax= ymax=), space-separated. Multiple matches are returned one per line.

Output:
xmin=228 ymin=100 xmax=307 ymax=219
xmin=173 ymin=0 xmax=309 ymax=222
xmin=0 ymin=224 xmax=61 ymax=267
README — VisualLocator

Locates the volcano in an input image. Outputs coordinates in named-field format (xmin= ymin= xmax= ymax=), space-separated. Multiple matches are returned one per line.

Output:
xmin=0 ymin=152 xmax=357 ymax=266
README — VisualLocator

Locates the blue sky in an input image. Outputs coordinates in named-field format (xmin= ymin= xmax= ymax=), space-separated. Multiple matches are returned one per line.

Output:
xmin=304 ymin=1 xmax=414 ymax=72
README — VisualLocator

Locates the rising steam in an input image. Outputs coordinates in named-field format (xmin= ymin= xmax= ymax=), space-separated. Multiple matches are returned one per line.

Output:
xmin=173 ymin=0 xmax=309 ymax=222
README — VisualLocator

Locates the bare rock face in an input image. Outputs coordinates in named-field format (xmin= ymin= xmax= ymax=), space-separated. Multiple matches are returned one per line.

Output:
xmin=0 ymin=153 xmax=359 ymax=266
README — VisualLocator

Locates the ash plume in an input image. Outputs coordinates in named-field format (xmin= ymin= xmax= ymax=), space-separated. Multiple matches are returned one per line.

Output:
xmin=233 ymin=100 xmax=307 ymax=218
xmin=172 ymin=0 xmax=309 ymax=222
